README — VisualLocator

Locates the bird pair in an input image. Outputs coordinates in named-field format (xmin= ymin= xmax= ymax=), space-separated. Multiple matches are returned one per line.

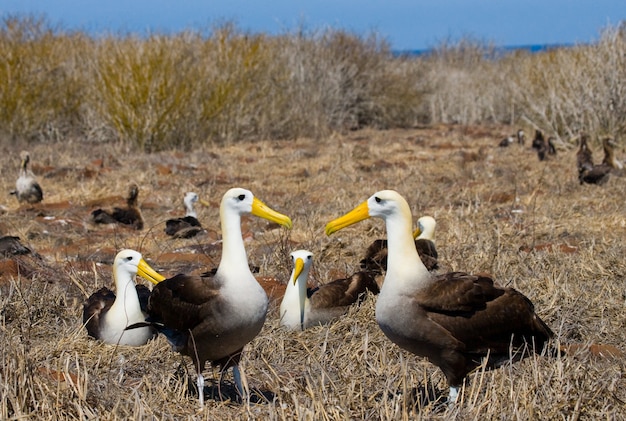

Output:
xmin=84 ymin=188 xmax=553 ymax=408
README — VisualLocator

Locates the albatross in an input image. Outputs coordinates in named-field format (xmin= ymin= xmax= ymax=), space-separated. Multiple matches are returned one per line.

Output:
xmin=134 ymin=187 xmax=292 ymax=405
xmin=91 ymin=183 xmax=144 ymax=229
xmin=280 ymin=249 xmax=379 ymax=331
xmin=11 ymin=151 xmax=43 ymax=204
xmin=577 ymin=134 xmax=611 ymax=185
xmin=325 ymin=190 xmax=553 ymax=404
xmin=165 ymin=192 xmax=210 ymax=238
xmin=83 ymin=249 xmax=160 ymax=346
xmin=360 ymin=215 xmax=439 ymax=275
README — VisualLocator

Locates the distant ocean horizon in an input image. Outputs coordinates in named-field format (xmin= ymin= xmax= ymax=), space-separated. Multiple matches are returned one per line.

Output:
xmin=393 ymin=43 xmax=575 ymax=57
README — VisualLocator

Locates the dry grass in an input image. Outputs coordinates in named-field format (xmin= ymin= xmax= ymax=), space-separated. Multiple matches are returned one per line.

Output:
xmin=0 ymin=124 xmax=625 ymax=419
xmin=2 ymin=16 xmax=625 ymax=150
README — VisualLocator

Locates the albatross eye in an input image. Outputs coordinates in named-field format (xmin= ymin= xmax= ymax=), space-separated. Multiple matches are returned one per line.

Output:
xmin=374 ymin=197 xmax=382 ymax=203
xmin=238 ymin=194 xmax=246 ymax=201
xmin=125 ymin=256 xmax=133 ymax=262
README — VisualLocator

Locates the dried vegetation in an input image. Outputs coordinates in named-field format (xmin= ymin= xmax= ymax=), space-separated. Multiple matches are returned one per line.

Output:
xmin=1 ymin=124 xmax=625 ymax=419
xmin=1 ymin=17 xmax=625 ymax=149
xmin=0 ymin=14 xmax=625 ymax=420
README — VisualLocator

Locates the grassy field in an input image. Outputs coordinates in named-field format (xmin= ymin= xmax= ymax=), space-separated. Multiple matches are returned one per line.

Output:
xmin=0 ymin=124 xmax=624 ymax=419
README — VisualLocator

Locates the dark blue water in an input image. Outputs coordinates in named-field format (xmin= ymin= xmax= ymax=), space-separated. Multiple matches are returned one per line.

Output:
xmin=393 ymin=43 xmax=575 ymax=58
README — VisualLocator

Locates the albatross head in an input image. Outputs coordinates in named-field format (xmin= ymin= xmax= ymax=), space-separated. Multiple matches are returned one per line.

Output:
xmin=182 ymin=192 xmax=204 ymax=217
xmin=413 ymin=216 xmax=436 ymax=240
xmin=325 ymin=190 xmax=412 ymax=235
xmin=19 ymin=151 xmax=31 ymax=169
xmin=222 ymin=187 xmax=293 ymax=229
xmin=114 ymin=249 xmax=166 ymax=285
xmin=325 ymin=190 xmax=428 ymax=290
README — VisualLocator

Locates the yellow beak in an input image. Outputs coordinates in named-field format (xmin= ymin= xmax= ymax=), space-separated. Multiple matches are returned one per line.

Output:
xmin=292 ymin=257 xmax=304 ymax=285
xmin=199 ymin=199 xmax=211 ymax=207
xmin=137 ymin=258 xmax=167 ymax=285
xmin=412 ymin=227 xmax=421 ymax=239
xmin=325 ymin=200 xmax=370 ymax=236
xmin=251 ymin=197 xmax=293 ymax=229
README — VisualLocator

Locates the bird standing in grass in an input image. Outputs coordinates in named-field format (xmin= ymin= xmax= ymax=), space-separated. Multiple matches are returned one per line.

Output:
xmin=11 ymin=151 xmax=43 ymax=204
xmin=280 ymin=249 xmax=379 ymax=331
xmin=326 ymin=190 xmax=553 ymax=405
xmin=134 ymin=187 xmax=292 ymax=406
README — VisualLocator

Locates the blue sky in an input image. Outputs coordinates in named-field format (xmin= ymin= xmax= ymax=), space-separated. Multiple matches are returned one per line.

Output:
xmin=2 ymin=1 xmax=624 ymax=51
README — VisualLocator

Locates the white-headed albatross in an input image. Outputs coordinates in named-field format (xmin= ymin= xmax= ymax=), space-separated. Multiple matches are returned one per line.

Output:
xmin=280 ymin=249 xmax=379 ymax=331
xmin=165 ymin=192 xmax=210 ymax=238
xmin=11 ymin=151 xmax=43 ymax=204
xmin=325 ymin=190 xmax=553 ymax=405
xmin=83 ymin=249 xmax=160 ymax=346
xmin=134 ymin=187 xmax=292 ymax=406
xmin=360 ymin=215 xmax=439 ymax=275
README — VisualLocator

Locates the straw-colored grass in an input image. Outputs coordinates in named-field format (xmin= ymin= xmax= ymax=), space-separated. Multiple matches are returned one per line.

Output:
xmin=0 ymin=124 xmax=624 ymax=419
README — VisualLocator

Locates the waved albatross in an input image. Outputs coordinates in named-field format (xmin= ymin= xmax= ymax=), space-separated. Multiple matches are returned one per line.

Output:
xmin=577 ymin=134 xmax=611 ymax=185
xmin=91 ymin=183 xmax=144 ymax=229
xmin=325 ymin=190 xmax=553 ymax=404
xmin=133 ymin=187 xmax=292 ymax=406
xmin=280 ymin=249 xmax=379 ymax=331
xmin=83 ymin=249 xmax=158 ymax=346
xmin=11 ymin=151 xmax=43 ymax=204
xmin=165 ymin=192 xmax=209 ymax=238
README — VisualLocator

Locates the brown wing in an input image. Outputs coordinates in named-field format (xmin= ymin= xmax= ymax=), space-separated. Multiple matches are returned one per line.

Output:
xmin=147 ymin=273 xmax=221 ymax=331
xmin=91 ymin=206 xmax=143 ymax=230
xmin=309 ymin=271 xmax=379 ymax=309
xmin=415 ymin=272 xmax=553 ymax=353
xmin=111 ymin=207 xmax=144 ymax=229
xmin=416 ymin=239 xmax=438 ymax=271
xmin=580 ymin=164 xmax=611 ymax=185
xmin=165 ymin=216 xmax=202 ymax=237
xmin=360 ymin=239 xmax=388 ymax=274
xmin=136 ymin=284 xmax=151 ymax=313
xmin=83 ymin=287 xmax=115 ymax=339
xmin=361 ymin=238 xmax=439 ymax=274
xmin=0 ymin=236 xmax=32 ymax=257
xmin=415 ymin=272 xmax=503 ymax=313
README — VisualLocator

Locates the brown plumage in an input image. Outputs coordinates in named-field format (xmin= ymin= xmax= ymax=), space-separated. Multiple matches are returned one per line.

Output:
xmin=498 ymin=129 xmax=525 ymax=147
xmin=134 ymin=188 xmax=293 ymax=406
xmin=83 ymin=249 xmax=157 ymax=346
xmin=280 ymin=250 xmax=379 ymax=330
xmin=531 ymin=130 xmax=557 ymax=161
xmin=601 ymin=137 xmax=623 ymax=171
xmin=577 ymin=134 xmax=611 ymax=185
xmin=91 ymin=183 xmax=144 ymax=229
xmin=164 ymin=192 xmax=208 ymax=238
xmin=11 ymin=151 xmax=43 ymax=204
xmin=326 ymin=190 xmax=553 ymax=404
xmin=360 ymin=215 xmax=439 ymax=275
xmin=0 ymin=235 xmax=32 ymax=257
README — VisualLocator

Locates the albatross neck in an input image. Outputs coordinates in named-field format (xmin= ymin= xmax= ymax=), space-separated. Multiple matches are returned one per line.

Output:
xmin=217 ymin=209 xmax=252 ymax=279
xmin=383 ymin=205 xmax=430 ymax=290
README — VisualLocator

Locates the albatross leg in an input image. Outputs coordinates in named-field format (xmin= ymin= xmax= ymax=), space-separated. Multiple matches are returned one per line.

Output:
xmin=197 ymin=373 xmax=205 ymax=407
xmin=232 ymin=365 xmax=248 ymax=402
xmin=448 ymin=386 xmax=459 ymax=407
